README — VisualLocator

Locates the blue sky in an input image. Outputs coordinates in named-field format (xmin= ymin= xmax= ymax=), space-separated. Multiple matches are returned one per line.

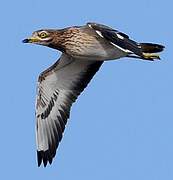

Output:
xmin=0 ymin=0 xmax=172 ymax=179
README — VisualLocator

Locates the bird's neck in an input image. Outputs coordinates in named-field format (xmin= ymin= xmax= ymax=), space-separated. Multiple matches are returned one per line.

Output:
xmin=48 ymin=28 xmax=80 ymax=53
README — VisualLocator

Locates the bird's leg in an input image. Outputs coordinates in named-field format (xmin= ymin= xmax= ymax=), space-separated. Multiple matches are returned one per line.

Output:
xmin=142 ymin=53 xmax=160 ymax=60
xmin=127 ymin=53 xmax=161 ymax=61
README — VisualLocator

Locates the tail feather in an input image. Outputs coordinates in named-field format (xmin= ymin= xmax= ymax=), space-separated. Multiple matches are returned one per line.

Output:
xmin=140 ymin=43 xmax=165 ymax=53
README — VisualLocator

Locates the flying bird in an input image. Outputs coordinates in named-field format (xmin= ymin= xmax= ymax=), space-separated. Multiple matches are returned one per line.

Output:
xmin=23 ymin=22 xmax=164 ymax=167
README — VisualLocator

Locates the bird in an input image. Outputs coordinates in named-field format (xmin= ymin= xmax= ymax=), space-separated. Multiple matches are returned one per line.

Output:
xmin=23 ymin=22 xmax=165 ymax=167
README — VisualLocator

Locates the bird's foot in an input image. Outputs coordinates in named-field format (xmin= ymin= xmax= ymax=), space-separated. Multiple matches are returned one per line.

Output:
xmin=142 ymin=53 xmax=160 ymax=60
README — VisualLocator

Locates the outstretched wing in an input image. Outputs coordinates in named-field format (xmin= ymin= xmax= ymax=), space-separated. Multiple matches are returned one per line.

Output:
xmin=36 ymin=53 xmax=103 ymax=167
xmin=87 ymin=22 xmax=143 ymax=57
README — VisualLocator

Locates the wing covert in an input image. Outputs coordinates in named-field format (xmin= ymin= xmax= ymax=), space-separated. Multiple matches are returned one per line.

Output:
xmin=87 ymin=22 xmax=143 ymax=56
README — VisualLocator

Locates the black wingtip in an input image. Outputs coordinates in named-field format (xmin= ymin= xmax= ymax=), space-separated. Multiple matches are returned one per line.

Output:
xmin=37 ymin=151 xmax=42 ymax=167
xmin=43 ymin=159 xmax=48 ymax=167
xmin=37 ymin=150 xmax=54 ymax=167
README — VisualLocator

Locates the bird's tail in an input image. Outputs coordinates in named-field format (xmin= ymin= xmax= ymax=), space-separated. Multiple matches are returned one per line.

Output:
xmin=139 ymin=43 xmax=165 ymax=60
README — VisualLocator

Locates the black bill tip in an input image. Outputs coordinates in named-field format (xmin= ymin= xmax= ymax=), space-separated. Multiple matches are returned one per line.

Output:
xmin=22 ymin=39 xmax=29 ymax=43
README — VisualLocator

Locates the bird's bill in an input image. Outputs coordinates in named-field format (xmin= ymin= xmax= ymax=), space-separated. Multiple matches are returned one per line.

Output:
xmin=22 ymin=37 xmax=39 ymax=43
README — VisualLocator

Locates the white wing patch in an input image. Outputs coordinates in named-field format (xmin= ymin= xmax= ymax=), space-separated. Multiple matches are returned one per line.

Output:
xmin=95 ymin=30 xmax=104 ymax=38
xmin=117 ymin=33 xmax=124 ymax=40
xmin=87 ymin=24 xmax=92 ymax=29
xmin=110 ymin=42 xmax=132 ymax=53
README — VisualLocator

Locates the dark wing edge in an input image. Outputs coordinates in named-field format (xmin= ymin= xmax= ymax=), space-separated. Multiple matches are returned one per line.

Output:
xmin=36 ymin=54 xmax=103 ymax=167
xmin=87 ymin=22 xmax=129 ymax=38
xmin=87 ymin=22 xmax=143 ymax=57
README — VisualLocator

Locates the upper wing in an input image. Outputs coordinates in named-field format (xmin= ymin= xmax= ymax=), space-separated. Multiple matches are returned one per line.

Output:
xmin=87 ymin=22 xmax=143 ymax=57
xmin=36 ymin=53 xmax=103 ymax=167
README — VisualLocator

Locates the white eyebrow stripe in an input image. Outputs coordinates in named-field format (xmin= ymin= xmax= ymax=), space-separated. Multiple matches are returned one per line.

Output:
xmin=40 ymin=30 xmax=48 ymax=33
xmin=95 ymin=30 xmax=104 ymax=38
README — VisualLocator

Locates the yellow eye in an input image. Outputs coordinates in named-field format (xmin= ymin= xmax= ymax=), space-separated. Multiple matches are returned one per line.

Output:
xmin=39 ymin=32 xmax=48 ymax=38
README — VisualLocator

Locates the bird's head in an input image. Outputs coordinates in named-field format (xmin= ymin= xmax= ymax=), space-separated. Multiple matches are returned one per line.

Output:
xmin=23 ymin=29 xmax=59 ymax=47
xmin=23 ymin=27 xmax=80 ymax=52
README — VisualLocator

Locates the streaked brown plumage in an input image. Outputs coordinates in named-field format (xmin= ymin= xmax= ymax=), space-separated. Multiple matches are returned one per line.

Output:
xmin=23 ymin=22 xmax=165 ymax=167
